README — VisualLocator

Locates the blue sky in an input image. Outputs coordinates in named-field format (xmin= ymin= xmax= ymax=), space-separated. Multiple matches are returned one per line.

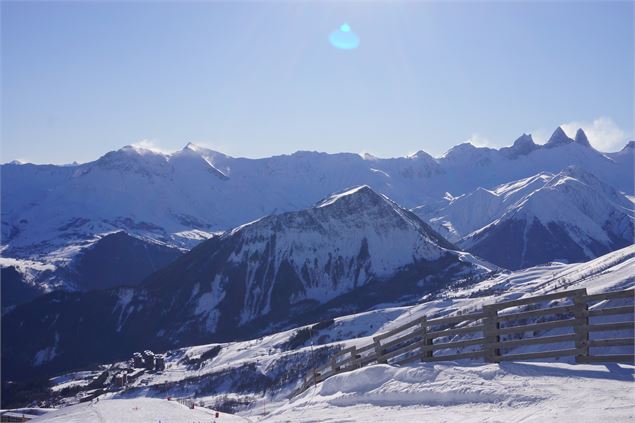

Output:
xmin=2 ymin=1 xmax=633 ymax=163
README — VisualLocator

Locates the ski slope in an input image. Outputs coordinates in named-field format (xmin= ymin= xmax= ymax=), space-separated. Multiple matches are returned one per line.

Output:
xmin=31 ymin=397 xmax=250 ymax=422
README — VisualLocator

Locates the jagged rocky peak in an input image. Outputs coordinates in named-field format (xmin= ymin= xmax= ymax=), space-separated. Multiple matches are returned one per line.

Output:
xmin=574 ymin=128 xmax=591 ymax=147
xmin=545 ymin=127 xmax=574 ymax=148
xmin=500 ymin=133 xmax=538 ymax=158
xmin=512 ymin=133 xmax=535 ymax=147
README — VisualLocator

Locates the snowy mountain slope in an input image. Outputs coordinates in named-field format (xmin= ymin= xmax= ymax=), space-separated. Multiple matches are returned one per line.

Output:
xmin=460 ymin=166 xmax=634 ymax=269
xmin=2 ymin=186 xmax=492 ymax=383
xmin=2 ymin=127 xmax=632 ymax=295
xmin=22 ymin=245 xmax=634 ymax=419
xmin=413 ymin=172 xmax=554 ymax=242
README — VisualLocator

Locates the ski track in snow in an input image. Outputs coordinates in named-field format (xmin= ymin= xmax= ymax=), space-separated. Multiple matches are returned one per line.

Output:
xmin=30 ymin=397 xmax=251 ymax=423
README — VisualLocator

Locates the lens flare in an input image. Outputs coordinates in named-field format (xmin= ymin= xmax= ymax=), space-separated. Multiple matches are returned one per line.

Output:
xmin=329 ymin=23 xmax=359 ymax=50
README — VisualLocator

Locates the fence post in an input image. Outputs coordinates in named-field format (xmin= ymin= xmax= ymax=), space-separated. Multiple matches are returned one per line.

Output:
xmin=374 ymin=337 xmax=386 ymax=364
xmin=331 ymin=355 xmax=339 ymax=374
xmin=350 ymin=346 xmax=361 ymax=369
xmin=483 ymin=304 xmax=500 ymax=363
xmin=419 ymin=316 xmax=433 ymax=362
xmin=573 ymin=289 xmax=589 ymax=363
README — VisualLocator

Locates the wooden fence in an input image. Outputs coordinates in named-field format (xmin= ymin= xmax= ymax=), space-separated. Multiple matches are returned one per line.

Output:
xmin=296 ymin=287 xmax=634 ymax=394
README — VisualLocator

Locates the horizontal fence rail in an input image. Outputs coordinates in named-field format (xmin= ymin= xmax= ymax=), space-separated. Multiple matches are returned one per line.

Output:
xmin=296 ymin=288 xmax=635 ymax=395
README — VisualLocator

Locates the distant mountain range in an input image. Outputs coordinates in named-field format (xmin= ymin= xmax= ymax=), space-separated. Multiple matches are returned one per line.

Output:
xmin=1 ymin=127 xmax=633 ymax=306
xmin=2 ymin=186 xmax=493 ymax=381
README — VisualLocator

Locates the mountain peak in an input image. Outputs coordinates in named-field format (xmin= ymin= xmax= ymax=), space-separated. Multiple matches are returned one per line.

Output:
xmin=408 ymin=150 xmax=434 ymax=160
xmin=500 ymin=133 xmax=538 ymax=158
xmin=316 ymin=185 xmax=383 ymax=208
xmin=183 ymin=142 xmax=200 ymax=151
xmin=545 ymin=127 xmax=574 ymax=148
xmin=574 ymin=129 xmax=591 ymax=147
xmin=88 ymin=145 xmax=170 ymax=177
xmin=513 ymin=133 xmax=535 ymax=146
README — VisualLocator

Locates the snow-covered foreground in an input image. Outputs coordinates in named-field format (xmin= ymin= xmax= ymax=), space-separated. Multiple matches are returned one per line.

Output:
xmin=31 ymin=397 xmax=250 ymax=422
xmin=263 ymin=361 xmax=635 ymax=423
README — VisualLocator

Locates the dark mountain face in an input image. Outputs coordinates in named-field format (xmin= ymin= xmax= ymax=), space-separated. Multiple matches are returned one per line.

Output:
xmin=69 ymin=231 xmax=183 ymax=291
xmin=1 ymin=267 xmax=42 ymax=310
xmin=2 ymin=187 xmax=488 ymax=383
xmin=0 ymin=232 xmax=183 ymax=309
xmin=466 ymin=218 xmax=608 ymax=270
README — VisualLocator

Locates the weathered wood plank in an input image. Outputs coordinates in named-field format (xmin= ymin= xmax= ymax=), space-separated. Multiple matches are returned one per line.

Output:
xmin=497 ymin=304 xmax=578 ymax=322
xmin=499 ymin=347 xmax=584 ymax=362
xmin=496 ymin=318 xmax=580 ymax=335
xmin=588 ymin=322 xmax=635 ymax=332
xmin=426 ymin=311 xmax=487 ymax=327
xmin=379 ymin=339 xmax=426 ymax=362
xmin=588 ymin=306 xmax=634 ymax=317
xmin=373 ymin=316 xmax=426 ymax=341
xmin=424 ymin=337 xmax=487 ymax=352
xmin=378 ymin=328 xmax=425 ymax=351
xmin=588 ymin=338 xmax=634 ymax=347
xmin=427 ymin=324 xmax=486 ymax=339
xmin=497 ymin=333 xmax=579 ymax=349
xmin=356 ymin=343 xmax=376 ymax=354
xmin=584 ymin=289 xmax=635 ymax=303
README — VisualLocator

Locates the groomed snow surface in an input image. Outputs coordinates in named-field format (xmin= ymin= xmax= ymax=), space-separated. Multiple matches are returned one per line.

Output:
xmin=30 ymin=397 xmax=249 ymax=422
xmin=263 ymin=361 xmax=635 ymax=423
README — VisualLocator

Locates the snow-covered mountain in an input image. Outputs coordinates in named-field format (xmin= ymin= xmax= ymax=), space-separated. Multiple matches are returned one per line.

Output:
xmin=414 ymin=171 xmax=555 ymax=242
xmin=457 ymin=167 xmax=634 ymax=269
xmin=2 ymin=186 xmax=493 ymax=382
